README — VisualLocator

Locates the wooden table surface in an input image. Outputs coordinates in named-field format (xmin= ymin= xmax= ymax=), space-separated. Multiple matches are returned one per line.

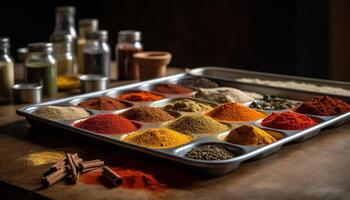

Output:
xmin=1 ymin=67 xmax=350 ymax=200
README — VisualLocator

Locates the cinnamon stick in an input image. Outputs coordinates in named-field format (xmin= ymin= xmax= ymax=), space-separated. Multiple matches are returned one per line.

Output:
xmin=66 ymin=153 xmax=78 ymax=184
xmin=102 ymin=166 xmax=123 ymax=187
xmin=79 ymin=160 xmax=104 ymax=170
xmin=43 ymin=153 xmax=79 ymax=176
xmin=41 ymin=167 xmax=68 ymax=187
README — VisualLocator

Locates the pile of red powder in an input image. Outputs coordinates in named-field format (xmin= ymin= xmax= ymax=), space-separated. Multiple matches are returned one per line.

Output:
xmin=261 ymin=111 xmax=317 ymax=130
xmin=154 ymin=83 xmax=194 ymax=94
xmin=295 ymin=96 xmax=350 ymax=116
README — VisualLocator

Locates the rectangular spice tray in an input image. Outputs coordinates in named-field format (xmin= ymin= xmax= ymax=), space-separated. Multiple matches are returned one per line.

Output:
xmin=17 ymin=68 xmax=350 ymax=176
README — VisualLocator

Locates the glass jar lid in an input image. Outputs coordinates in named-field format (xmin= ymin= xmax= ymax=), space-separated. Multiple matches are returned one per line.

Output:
xmin=28 ymin=43 xmax=53 ymax=53
xmin=86 ymin=30 xmax=108 ymax=41
xmin=118 ymin=30 xmax=141 ymax=42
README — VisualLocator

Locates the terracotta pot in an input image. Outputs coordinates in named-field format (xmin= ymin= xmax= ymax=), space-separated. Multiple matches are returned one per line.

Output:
xmin=133 ymin=51 xmax=172 ymax=80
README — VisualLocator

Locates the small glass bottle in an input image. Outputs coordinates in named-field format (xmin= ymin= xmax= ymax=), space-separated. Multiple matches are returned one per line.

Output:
xmin=83 ymin=30 xmax=110 ymax=78
xmin=77 ymin=19 xmax=99 ymax=74
xmin=52 ymin=35 xmax=76 ymax=76
xmin=25 ymin=43 xmax=57 ymax=97
xmin=116 ymin=30 xmax=143 ymax=80
xmin=50 ymin=6 xmax=77 ymax=54
xmin=0 ymin=38 xmax=14 ymax=99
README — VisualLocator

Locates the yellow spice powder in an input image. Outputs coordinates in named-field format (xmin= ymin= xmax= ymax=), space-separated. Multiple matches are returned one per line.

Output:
xmin=226 ymin=125 xmax=278 ymax=146
xmin=21 ymin=151 xmax=65 ymax=166
xmin=124 ymin=128 xmax=192 ymax=148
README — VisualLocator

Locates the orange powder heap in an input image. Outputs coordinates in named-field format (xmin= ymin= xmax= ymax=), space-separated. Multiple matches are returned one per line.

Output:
xmin=206 ymin=103 xmax=266 ymax=122
xmin=118 ymin=91 xmax=164 ymax=102
xmin=80 ymin=168 xmax=167 ymax=192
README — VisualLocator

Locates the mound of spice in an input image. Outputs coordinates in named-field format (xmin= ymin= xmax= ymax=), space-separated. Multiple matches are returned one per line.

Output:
xmin=74 ymin=114 xmax=138 ymax=134
xmin=121 ymin=106 xmax=175 ymax=123
xmin=167 ymin=114 xmax=229 ymax=135
xmin=179 ymin=78 xmax=219 ymax=88
xmin=32 ymin=106 xmax=90 ymax=120
xmin=295 ymin=96 xmax=350 ymax=116
xmin=153 ymin=83 xmax=194 ymax=94
xmin=250 ymin=95 xmax=298 ymax=110
xmin=261 ymin=111 xmax=317 ymax=130
xmin=226 ymin=125 xmax=278 ymax=146
xmin=21 ymin=151 xmax=65 ymax=166
xmin=78 ymin=96 xmax=129 ymax=110
xmin=185 ymin=144 xmax=235 ymax=160
xmin=81 ymin=167 xmax=167 ymax=191
xmin=124 ymin=128 xmax=192 ymax=148
xmin=164 ymin=99 xmax=213 ymax=112
xmin=194 ymin=87 xmax=262 ymax=103
xmin=206 ymin=103 xmax=266 ymax=122
xmin=118 ymin=91 xmax=164 ymax=102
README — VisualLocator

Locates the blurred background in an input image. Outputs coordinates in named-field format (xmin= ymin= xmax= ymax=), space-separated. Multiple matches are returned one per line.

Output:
xmin=1 ymin=0 xmax=349 ymax=81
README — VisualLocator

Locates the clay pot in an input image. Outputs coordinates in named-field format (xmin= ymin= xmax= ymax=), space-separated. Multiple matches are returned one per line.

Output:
xmin=133 ymin=51 xmax=172 ymax=80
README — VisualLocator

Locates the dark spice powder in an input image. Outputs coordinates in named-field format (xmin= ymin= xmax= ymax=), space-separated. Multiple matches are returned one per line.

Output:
xmin=121 ymin=106 xmax=175 ymax=123
xmin=296 ymin=96 xmax=350 ymax=116
xmin=78 ymin=96 xmax=128 ymax=110
xmin=154 ymin=83 xmax=194 ymax=94
xmin=179 ymin=78 xmax=218 ymax=88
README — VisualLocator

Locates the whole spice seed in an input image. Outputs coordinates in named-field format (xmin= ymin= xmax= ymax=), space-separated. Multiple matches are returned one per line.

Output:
xmin=121 ymin=106 xmax=175 ymax=123
xmin=74 ymin=114 xmax=138 ymax=134
xmin=124 ymin=128 xmax=192 ymax=148
xmin=179 ymin=78 xmax=218 ymax=88
xmin=206 ymin=103 xmax=266 ymax=122
xmin=153 ymin=83 xmax=194 ymax=94
xmin=32 ymin=106 xmax=90 ymax=120
xmin=194 ymin=87 xmax=262 ymax=103
xmin=78 ymin=96 xmax=129 ymax=110
xmin=185 ymin=145 xmax=235 ymax=160
xmin=295 ymin=96 xmax=350 ymax=116
xmin=261 ymin=111 xmax=318 ymax=130
xmin=167 ymin=114 xmax=229 ymax=135
xmin=118 ymin=91 xmax=164 ymax=102
xmin=164 ymin=99 xmax=213 ymax=112
xmin=226 ymin=125 xmax=278 ymax=146
xmin=249 ymin=95 xmax=298 ymax=110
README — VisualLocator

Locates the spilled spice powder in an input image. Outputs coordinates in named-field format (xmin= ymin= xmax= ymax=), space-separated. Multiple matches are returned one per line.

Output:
xmin=80 ymin=168 xmax=167 ymax=192
xmin=21 ymin=151 xmax=65 ymax=166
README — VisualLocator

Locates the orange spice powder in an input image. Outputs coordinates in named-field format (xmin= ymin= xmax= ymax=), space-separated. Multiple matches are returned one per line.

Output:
xmin=118 ymin=91 xmax=164 ymax=102
xmin=206 ymin=102 xmax=266 ymax=122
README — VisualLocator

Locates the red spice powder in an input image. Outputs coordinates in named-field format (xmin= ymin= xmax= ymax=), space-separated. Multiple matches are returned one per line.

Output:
xmin=74 ymin=114 xmax=138 ymax=134
xmin=154 ymin=83 xmax=194 ymax=94
xmin=296 ymin=96 xmax=350 ymax=116
xmin=80 ymin=168 xmax=167 ymax=192
xmin=118 ymin=91 xmax=164 ymax=102
xmin=78 ymin=96 xmax=128 ymax=110
xmin=261 ymin=111 xmax=317 ymax=130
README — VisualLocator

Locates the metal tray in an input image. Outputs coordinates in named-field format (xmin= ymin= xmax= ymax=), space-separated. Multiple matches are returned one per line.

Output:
xmin=16 ymin=69 xmax=350 ymax=176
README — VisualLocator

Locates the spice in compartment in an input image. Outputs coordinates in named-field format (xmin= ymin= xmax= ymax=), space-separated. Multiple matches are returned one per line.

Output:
xmin=78 ymin=96 xmax=128 ymax=110
xmin=32 ymin=106 xmax=90 ymax=120
xmin=74 ymin=114 xmax=138 ymax=134
xmin=225 ymin=125 xmax=279 ymax=146
xmin=250 ymin=95 xmax=298 ymax=110
xmin=261 ymin=111 xmax=318 ymax=130
xmin=185 ymin=144 xmax=235 ymax=161
xmin=164 ymin=99 xmax=213 ymax=112
xmin=295 ymin=96 xmax=350 ymax=116
xmin=179 ymin=78 xmax=218 ymax=88
xmin=194 ymin=87 xmax=262 ymax=103
xmin=153 ymin=83 xmax=194 ymax=94
xmin=206 ymin=103 xmax=266 ymax=122
xmin=124 ymin=128 xmax=192 ymax=148
xmin=121 ymin=106 xmax=175 ymax=123
xmin=118 ymin=91 xmax=164 ymax=102
xmin=167 ymin=114 xmax=229 ymax=135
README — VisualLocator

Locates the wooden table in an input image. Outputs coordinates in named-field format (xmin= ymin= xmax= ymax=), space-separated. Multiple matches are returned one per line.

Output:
xmin=1 ymin=67 xmax=350 ymax=200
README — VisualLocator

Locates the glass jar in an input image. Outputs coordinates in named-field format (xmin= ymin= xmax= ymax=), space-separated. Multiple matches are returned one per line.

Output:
xmin=116 ymin=30 xmax=143 ymax=80
xmin=77 ymin=19 xmax=99 ymax=74
xmin=50 ymin=6 xmax=77 ymax=54
xmin=83 ymin=30 xmax=110 ymax=78
xmin=0 ymin=38 xmax=14 ymax=99
xmin=25 ymin=43 xmax=57 ymax=97
xmin=52 ymin=35 xmax=76 ymax=76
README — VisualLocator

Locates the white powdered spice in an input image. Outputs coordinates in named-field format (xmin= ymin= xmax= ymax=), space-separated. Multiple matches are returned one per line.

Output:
xmin=32 ymin=106 xmax=90 ymax=120
xmin=194 ymin=87 xmax=262 ymax=103
xmin=236 ymin=78 xmax=350 ymax=97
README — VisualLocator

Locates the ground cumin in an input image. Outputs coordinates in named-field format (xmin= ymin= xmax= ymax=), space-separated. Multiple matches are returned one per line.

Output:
xmin=121 ymin=106 xmax=175 ymax=123
xmin=206 ymin=103 xmax=266 ymax=122
xmin=124 ymin=128 xmax=192 ymax=148
xmin=226 ymin=125 xmax=278 ymax=146
xmin=78 ymin=96 xmax=128 ymax=110
xmin=118 ymin=91 xmax=164 ymax=102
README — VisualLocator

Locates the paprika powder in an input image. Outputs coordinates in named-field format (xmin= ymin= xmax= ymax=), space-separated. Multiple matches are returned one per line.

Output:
xmin=153 ymin=83 xmax=194 ymax=94
xmin=118 ymin=91 xmax=164 ymax=102
xmin=295 ymin=96 xmax=350 ymax=116
xmin=78 ymin=96 xmax=129 ymax=110
xmin=261 ymin=111 xmax=317 ymax=130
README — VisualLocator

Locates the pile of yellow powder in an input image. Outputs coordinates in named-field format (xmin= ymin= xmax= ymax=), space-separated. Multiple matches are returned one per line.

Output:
xmin=21 ymin=151 xmax=65 ymax=166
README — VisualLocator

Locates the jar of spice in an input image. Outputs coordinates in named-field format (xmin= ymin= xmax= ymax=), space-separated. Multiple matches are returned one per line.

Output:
xmin=77 ymin=18 xmax=99 ymax=74
xmin=0 ymin=37 xmax=14 ymax=99
xmin=25 ymin=43 xmax=58 ymax=97
xmin=116 ymin=30 xmax=143 ymax=80
xmin=83 ymin=30 xmax=111 ymax=79
xmin=52 ymin=35 xmax=76 ymax=76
